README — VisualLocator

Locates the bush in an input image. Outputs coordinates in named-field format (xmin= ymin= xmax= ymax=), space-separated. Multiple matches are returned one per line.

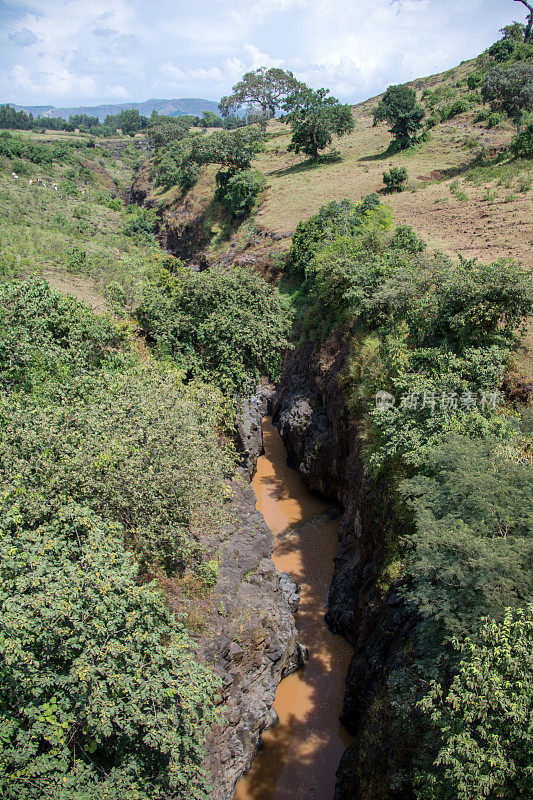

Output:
xmin=0 ymin=279 xmax=233 ymax=798
xmin=467 ymin=71 xmax=482 ymax=89
xmin=216 ymin=169 xmax=266 ymax=218
xmin=0 ymin=500 xmax=219 ymax=800
xmin=417 ymin=607 xmax=533 ymax=800
xmin=441 ymin=98 xmax=469 ymax=120
xmin=123 ymin=208 xmax=158 ymax=239
xmin=135 ymin=266 xmax=292 ymax=393
xmin=383 ymin=166 xmax=408 ymax=192
xmin=511 ymin=123 xmax=533 ymax=157
xmin=288 ymin=196 xmax=383 ymax=278
xmin=474 ymin=109 xmax=490 ymax=123
xmin=155 ymin=156 xmax=180 ymax=190
xmin=178 ymin=160 xmax=200 ymax=191
xmin=488 ymin=112 xmax=504 ymax=128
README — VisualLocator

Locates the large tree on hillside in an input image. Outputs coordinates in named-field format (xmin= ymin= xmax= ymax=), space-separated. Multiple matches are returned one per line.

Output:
xmin=282 ymin=86 xmax=354 ymax=160
xmin=373 ymin=84 xmax=425 ymax=150
xmin=219 ymin=67 xmax=303 ymax=132
xmin=514 ymin=0 xmax=533 ymax=42
xmin=481 ymin=63 xmax=533 ymax=130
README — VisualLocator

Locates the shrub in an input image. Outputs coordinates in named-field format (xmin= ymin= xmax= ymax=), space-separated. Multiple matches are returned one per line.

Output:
xmin=0 ymin=279 xmax=232 ymax=798
xmin=288 ymin=196 xmax=383 ymax=278
xmin=135 ymin=266 xmax=292 ymax=393
xmin=383 ymin=166 xmax=408 ymax=192
xmin=467 ymin=71 xmax=482 ymax=89
xmin=474 ymin=109 xmax=490 ymax=123
xmin=216 ymin=169 xmax=266 ymax=218
xmin=488 ymin=112 xmax=504 ymax=128
xmin=0 ymin=499 xmax=220 ymax=800
xmin=441 ymin=98 xmax=469 ymax=120
xmin=417 ymin=607 xmax=533 ymax=800
xmin=123 ymin=208 xmax=158 ymax=239
xmin=511 ymin=123 xmax=533 ymax=157
xmin=155 ymin=156 xmax=180 ymax=190
xmin=178 ymin=160 xmax=200 ymax=191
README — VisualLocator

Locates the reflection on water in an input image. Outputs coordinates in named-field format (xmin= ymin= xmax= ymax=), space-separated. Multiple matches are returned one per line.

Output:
xmin=233 ymin=418 xmax=352 ymax=800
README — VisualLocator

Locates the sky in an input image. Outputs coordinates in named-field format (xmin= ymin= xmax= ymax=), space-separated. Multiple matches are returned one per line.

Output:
xmin=0 ymin=0 xmax=524 ymax=108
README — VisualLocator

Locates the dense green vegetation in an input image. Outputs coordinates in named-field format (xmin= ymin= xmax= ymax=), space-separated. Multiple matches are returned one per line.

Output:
xmin=0 ymin=279 xmax=235 ymax=798
xmin=417 ymin=607 xmax=533 ymax=800
xmin=288 ymin=196 xmax=533 ymax=799
xmin=135 ymin=266 xmax=291 ymax=393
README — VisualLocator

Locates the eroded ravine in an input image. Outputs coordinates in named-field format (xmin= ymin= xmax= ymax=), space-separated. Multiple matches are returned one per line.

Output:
xmin=234 ymin=417 xmax=352 ymax=800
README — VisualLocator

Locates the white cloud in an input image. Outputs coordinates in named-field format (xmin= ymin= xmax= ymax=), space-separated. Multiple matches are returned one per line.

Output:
xmin=0 ymin=0 xmax=518 ymax=105
xmin=107 ymin=83 xmax=130 ymax=99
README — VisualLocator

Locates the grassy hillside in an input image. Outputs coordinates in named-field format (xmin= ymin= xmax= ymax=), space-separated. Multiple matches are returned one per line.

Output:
xmin=138 ymin=53 xmax=531 ymax=273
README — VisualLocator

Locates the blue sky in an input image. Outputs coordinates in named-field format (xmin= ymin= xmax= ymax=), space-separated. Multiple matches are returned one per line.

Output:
xmin=0 ymin=0 xmax=524 ymax=107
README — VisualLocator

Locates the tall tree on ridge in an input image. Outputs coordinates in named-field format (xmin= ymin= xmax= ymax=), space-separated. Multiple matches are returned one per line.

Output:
xmin=514 ymin=0 xmax=533 ymax=42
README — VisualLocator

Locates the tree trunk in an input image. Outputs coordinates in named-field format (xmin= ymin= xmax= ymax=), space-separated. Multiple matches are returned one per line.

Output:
xmin=514 ymin=0 xmax=533 ymax=42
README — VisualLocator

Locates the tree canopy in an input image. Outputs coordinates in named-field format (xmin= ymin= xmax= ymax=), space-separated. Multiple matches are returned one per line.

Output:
xmin=283 ymin=86 xmax=354 ymax=159
xmin=417 ymin=607 xmax=533 ymax=800
xmin=481 ymin=63 xmax=533 ymax=130
xmin=219 ymin=67 xmax=302 ymax=131
xmin=373 ymin=84 xmax=425 ymax=149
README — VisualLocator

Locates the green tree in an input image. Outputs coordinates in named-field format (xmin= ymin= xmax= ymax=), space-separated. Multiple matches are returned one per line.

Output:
xmin=191 ymin=127 xmax=263 ymax=175
xmin=373 ymin=84 xmax=425 ymax=149
xmin=216 ymin=169 xmax=266 ymax=218
xmin=155 ymin=156 xmax=180 ymax=189
xmin=514 ymin=0 xmax=532 ymax=42
xmin=283 ymin=86 xmax=354 ymax=160
xmin=417 ymin=607 xmax=533 ymax=800
xmin=481 ymin=63 xmax=533 ymax=130
xmin=135 ymin=266 xmax=291 ymax=393
xmin=199 ymin=110 xmax=224 ymax=128
xmin=219 ymin=67 xmax=302 ymax=131
xmin=0 ymin=499 xmax=219 ymax=800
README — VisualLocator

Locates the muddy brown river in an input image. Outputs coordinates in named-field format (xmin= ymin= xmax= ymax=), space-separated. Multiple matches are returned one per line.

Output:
xmin=233 ymin=417 xmax=352 ymax=800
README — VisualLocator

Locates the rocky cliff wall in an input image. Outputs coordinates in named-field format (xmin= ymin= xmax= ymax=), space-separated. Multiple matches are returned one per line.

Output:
xmin=273 ymin=333 xmax=415 ymax=800
xmin=195 ymin=387 xmax=305 ymax=800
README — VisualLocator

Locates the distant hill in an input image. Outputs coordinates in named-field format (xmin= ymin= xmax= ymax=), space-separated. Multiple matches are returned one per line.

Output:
xmin=6 ymin=98 xmax=221 ymax=121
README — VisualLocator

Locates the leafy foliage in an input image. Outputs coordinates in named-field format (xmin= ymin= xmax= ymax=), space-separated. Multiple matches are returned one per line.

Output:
xmin=400 ymin=437 xmax=533 ymax=649
xmin=294 ymin=196 xmax=533 ymax=798
xmin=511 ymin=121 xmax=533 ymax=155
xmin=373 ymin=84 xmax=425 ymax=149
xmin=417 ymin=607 xmax=533 ymax=800
xmin=481 ymin=63 xmax=533 ymax=129
xmin=219 ymin=67 xmax=302 ymax=130
xmin=0 ymin=279 xmax=232 ymax=798
xmin=283 ymin=87 xmax=354 ymax=159
xmin=215 ymin=169 xmax=266 ymax=218
xmin=383 ymin=166 xmax=408 ymax=192
xmin=288 ymin=195 xmax=381 ymax=278
xmin=0 ymin=501 xmax=219 ymax=800
xmin=135 ymin=266 xmax=291 ymax=393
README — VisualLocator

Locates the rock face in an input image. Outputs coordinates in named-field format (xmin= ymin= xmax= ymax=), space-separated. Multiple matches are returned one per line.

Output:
xmin=273 ymin=332 xmax=415 ymax=800
xmin=197 ymin=481 xmax=304 ymax=800
xmin=234 ymin=384 xmax=275 ymax=479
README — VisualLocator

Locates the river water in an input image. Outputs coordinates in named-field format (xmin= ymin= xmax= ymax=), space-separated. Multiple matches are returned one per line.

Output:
xmin=233 ymin=417 xmax=352 ymax=800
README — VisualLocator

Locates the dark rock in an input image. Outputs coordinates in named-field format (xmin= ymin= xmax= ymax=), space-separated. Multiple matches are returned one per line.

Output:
xmin=235 ymin=384 xmax=275 ymax=479
xmin=274 ymin=330 xmax=417 ymax=800
xmin=279 ymin=571 xmax=301 ymax=613
xmin=196 ymin=479 xmax=301 ymax=800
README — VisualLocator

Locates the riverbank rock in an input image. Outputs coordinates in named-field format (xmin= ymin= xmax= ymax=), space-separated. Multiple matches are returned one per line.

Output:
xmin=196 ymin=480 xmax=301 ymax=800
xmin=235 ymin=384 xmax=275 ymax=479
